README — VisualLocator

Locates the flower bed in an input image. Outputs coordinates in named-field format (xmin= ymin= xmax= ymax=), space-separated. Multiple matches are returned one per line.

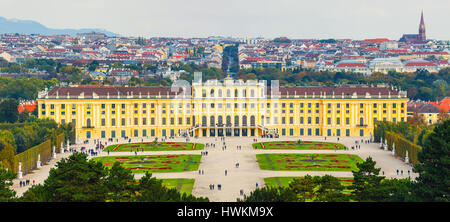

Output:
xmin=257 ymin=154 xmax=363 ymax=171
xmin=93 ymin=154 xmax=201 ymax=173
xmin=253 ymin=141 xmax=346 ymax=150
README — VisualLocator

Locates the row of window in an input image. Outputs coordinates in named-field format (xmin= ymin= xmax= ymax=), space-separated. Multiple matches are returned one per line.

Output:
xmin=42 ymin=102 xmax=406 ymax=110
xmin=88 ymin=127 xmax=366 ymax=139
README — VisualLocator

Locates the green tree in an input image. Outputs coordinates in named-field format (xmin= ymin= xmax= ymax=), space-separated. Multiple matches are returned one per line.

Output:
xmin=289 ymin=175 xmax=318 ymax=201
xmin=0 ymin=143 xmax=16 ymax=171
xmin=104 ymin=162 xmax=136 ymax=202
xmin=0 ymin=98 xmax=19 ymax=123
xmin=314 ymin=175 xmax=349 ymax=202
xmin=413 ymin=120 xmax=450 ymax=201
xmin=0 ymin=163 xmax=16 ymax=202
xmin=350 ymin=157 xmax=385 ymax=202
xmin=22 ymin=152 xmax=108 ymax=202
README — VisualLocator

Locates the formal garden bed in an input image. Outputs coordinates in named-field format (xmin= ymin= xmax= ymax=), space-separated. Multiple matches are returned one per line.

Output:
xmin=104 ymin=142 xmax=204 ymax=152
xmin=252 ymin=141 xmax=346 ymax=150
xmin=256 ymin=154 xmax=363 ymax=171
xmin=93 ymin=154 xmax=201 ymax=173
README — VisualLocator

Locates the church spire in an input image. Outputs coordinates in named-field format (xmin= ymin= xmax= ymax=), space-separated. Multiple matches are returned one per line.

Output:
xmin=418 ymin=10 xmax=426 ymax=42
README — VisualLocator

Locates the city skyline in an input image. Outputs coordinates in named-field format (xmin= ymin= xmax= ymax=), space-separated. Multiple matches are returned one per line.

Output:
xmin=2 ymin=0 xmax=450 ymax=40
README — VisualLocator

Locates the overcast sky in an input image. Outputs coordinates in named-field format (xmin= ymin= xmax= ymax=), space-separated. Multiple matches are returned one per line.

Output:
xmin=2 ymin=0 xmax=449 ymax=40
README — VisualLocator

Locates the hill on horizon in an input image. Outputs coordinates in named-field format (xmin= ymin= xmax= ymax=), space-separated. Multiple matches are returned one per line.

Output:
xmin=0 ymin=16 xmax=120 ymax=37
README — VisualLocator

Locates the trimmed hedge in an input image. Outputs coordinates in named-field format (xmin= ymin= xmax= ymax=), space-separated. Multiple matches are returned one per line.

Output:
xmin=12 ymin=132 xmax=65 ymax=174
xmin=14 ymin=139 xmax=51 ymax=174
xmin=385 ymin=131 xmax=422 ymax=165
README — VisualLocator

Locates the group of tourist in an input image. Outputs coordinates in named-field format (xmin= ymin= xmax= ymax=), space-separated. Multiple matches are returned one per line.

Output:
xmin=209 ymin=184 xmax=222 ymax=190
xmin=19 ymin=179 xmax=35 ymax=187
xmin=205 ymin=143 xmax=215 ymax=148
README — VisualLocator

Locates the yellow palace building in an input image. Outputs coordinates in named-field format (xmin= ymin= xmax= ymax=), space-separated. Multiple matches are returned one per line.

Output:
xmin=37 ymin=77 xmax=408 ymax=141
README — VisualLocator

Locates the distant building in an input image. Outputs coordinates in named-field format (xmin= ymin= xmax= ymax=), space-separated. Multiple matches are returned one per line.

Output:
xmin=399 ymin=11 xmax=426 ymax=44
xmin=380 ymin=41 xmax=398 ymax=50
xmin=77 ymin=32 xmax=108 ymax=41
xmin=407 ymin=101 xmax=440 ymax=125
xmin=368 ymin=58 xmax=404 ymax=74
xmin=403 ymin=59 xmax=438 ymax=73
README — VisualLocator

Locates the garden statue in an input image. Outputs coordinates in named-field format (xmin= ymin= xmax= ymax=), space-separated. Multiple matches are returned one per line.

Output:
xmin=52 ymin=145 xmax=56 ymax=159
xmin=18 ymin=162 xmax=23 ymax=179
xmin=37 ymin=154 xmax=41 ymax=168
xmin=392 ymin=142 xmax=395 ymax=156
xmin=405 ymin=150 xmax=409 ymax=164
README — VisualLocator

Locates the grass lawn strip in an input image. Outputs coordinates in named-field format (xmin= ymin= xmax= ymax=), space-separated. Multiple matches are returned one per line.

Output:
xmin=161 ymin=178 xmax=195 ymax=195
xmin=104 ymin=142 xmax=204 ymax=152
xmin=264 ymin=177 xmax=354 ymax=195
xmin=256 ymin=154 xmax=363 ymax=171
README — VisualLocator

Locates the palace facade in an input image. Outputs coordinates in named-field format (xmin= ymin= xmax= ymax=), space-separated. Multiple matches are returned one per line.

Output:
xmin=37 ymin=77 xmax=408 ymax=141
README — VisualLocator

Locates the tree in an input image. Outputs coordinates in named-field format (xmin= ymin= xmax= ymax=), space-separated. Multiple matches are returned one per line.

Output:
xmin=350 ymin=157 xmax=385 ymax=202
xmin=22 ymin=152 xmax=109 ymax=202
xmin=0 ymin=130 xmax=15 ymax=152
xmin=0 ymin=98 xmax=19 ymax=123
xmin=437 ymin=108 xmax=449 ymax=123
xmin=314 ymin=175 xmax=349 ymax=202
xmin=0 ymin=163 xmax=16 ymax=202
xmin=289 ymin=175 xmax=318 ymax=201
xmin=0 ymin=143 xmax=16 ymax=171
xmin=88 ymin=60 xmax=99 ymax=72
xmin=104 ymin=162 xmax=136 ymax=202
xmin=413 ymin=120 xmax=450 ymax=201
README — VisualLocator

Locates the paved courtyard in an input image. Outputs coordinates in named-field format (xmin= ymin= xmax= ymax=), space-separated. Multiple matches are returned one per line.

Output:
xmin=11 ymin=136 xmax=417 ymax=201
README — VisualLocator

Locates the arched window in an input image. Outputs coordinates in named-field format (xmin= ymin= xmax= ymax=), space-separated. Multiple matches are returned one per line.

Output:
xmin=235 ymin=89 xmax=239 ymax=98
xmin=218 ymin=116 xmax=223 ymax=125
xmin=218 ymin=89 xmax=222 ymax=97
xmin=242 ymin=115 xmax=247 ymax=126
xmin=202 ymin=116 xmax=207 ymax=126
xmin=242 ymin=89 xmax=247 ymax=97
xmin=87 ymin=118 xmax=91 ymax=127
xmin=227 ymin=89 xmax=231 ymax=97
xmin=250 ymin=89 xmax=255 ymax=97
xmin=234 ymin=115 xmax=239 ymax=126
xmin=226 ymin=115 xmax=231 ymax=126
xmin=360 ymin=117 xmax=364 ymax=126
xmin=210 ymin=116 xmax=215 ymax=126
xmin=210 ymin=89 xmax=214 ymax=97
xmin=250 ymin=115 xmax=256 ymax=126
xmin=202 ymin=89 xmax=206 ymax=98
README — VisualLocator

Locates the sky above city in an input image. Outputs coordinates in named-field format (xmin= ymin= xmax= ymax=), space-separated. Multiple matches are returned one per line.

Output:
xmin=3 ymin=0 xmax=450 ymax=40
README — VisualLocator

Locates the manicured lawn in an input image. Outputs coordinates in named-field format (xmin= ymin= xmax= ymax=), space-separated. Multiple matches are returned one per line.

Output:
xmin=104 ymin=142 xmax=204 ymax=152
xmin=256 ymin=154 xmax=363 ymax=171
xmin=161 ymin=178 xmax=195 ymax=195
xmin=264 ymin=177 xmax=354 ymax=188
xmin=93 ymin=154 xmax=201 ymax=173
xmin=253 ymin=141 xmax=346 ymax=150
